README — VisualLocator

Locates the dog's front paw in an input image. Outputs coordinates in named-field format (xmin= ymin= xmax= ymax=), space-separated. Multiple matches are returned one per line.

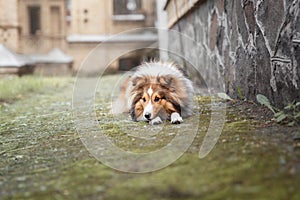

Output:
xmin=150 ymin=117 xmax=163 ymax=125
xmin=171 ymin=112 xmax=183 ymax=124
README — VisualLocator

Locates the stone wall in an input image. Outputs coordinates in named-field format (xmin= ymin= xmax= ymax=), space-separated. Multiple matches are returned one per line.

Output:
xmin=167 ymin=0 xmax=300 ymax=107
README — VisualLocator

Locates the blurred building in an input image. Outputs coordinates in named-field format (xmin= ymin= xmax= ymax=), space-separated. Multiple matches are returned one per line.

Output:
xmin=0 ymin=0 xmax=67 ymax=53
xmin=0 ymin=44 xmax=34 ymax=76
xmin=0 ymin=0 xmax=70 ymax=75
xmin=67 ymin=0 xmax=157 ymax=74
xmin=0 ymin=0 xmax=19 ymax=51
xmin=0 ymin=0 xmax=158 ymax=75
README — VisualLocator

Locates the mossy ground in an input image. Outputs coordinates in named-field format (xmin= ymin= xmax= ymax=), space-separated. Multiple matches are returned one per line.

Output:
xmin=0 ymin=75 xmax=299 ymax=200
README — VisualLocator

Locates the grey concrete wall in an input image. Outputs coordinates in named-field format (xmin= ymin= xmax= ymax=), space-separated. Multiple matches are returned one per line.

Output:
xmin=168 ymin=0 xmax=300 ymax=107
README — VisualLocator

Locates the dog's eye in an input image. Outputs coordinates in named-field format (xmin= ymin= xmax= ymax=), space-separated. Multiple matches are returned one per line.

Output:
xmin=142 ymin=97 xmax=146 ymax=102
xmin=154 ymin=97 xmax=160 ymax=102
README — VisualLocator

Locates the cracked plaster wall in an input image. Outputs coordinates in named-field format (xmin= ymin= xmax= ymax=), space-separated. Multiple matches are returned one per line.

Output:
xmin=168 ymin=0 xmax=300 ymax=107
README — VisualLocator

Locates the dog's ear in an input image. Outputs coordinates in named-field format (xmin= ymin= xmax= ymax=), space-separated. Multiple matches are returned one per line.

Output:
xmin=131 ymin=76 xmax=147 ymax=87
xmin=157 ymin=75 xmax=173 ymax=87
xmin=131 ymin=76 xmax=140 ymax=87
xmin=157 ymin=75 xmax=178 ymax=92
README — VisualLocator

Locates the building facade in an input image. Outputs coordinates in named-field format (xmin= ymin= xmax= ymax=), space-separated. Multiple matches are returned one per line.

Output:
xmin=19 ymin=0 xmax=68 ymax=53
xmin=67 ymin=0 xmax=157 ymax=73
xmin=0 ymin=0 xmax=157 ymax=75
xmin=0 ymin=0 xmax=20 ymax=51
xmin=0 ymin=0 xmax=67 ymax=53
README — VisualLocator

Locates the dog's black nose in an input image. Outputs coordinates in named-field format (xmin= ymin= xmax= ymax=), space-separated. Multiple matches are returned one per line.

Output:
xmin=144 ymin=113 xmax=151 ymax=119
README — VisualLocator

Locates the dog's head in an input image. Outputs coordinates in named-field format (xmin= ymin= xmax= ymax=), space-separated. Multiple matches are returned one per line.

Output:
xmin=129 ymin=75 xmax=181 ymax=121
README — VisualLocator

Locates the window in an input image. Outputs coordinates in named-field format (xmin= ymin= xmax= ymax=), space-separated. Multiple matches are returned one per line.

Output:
xmin=66 ymin=0 xmax=71 ymax=22
xmin=113 ymin=0 xmax=142 ymax=15
xmin=66 ymin=0 xmax=71 ymax=10
xmin=50 ymin=6 xmax=61 ymax=35
xmin=28 ymin=6 xmax=41 ymax=35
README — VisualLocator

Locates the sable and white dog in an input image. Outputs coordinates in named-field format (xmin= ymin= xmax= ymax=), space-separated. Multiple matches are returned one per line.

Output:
xmin=112 ymin=62 xmax=194 ymax=125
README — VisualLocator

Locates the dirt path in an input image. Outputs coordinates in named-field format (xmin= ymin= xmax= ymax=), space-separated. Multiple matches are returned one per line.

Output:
xmin=0 ymin=75 xmax=299 ymax=200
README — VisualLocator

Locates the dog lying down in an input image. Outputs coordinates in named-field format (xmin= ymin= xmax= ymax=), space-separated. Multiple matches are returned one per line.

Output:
xmin=111 ymin=61 xmax=194 ymax=125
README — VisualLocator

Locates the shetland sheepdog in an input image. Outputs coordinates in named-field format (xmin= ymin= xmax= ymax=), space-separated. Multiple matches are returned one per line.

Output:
xmin=112 ymin=62 xmax=194 ymax=125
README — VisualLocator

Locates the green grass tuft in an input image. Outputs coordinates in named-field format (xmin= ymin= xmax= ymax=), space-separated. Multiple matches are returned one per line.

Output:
xmin=0 ymin=75 xmax=73 ymax=103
